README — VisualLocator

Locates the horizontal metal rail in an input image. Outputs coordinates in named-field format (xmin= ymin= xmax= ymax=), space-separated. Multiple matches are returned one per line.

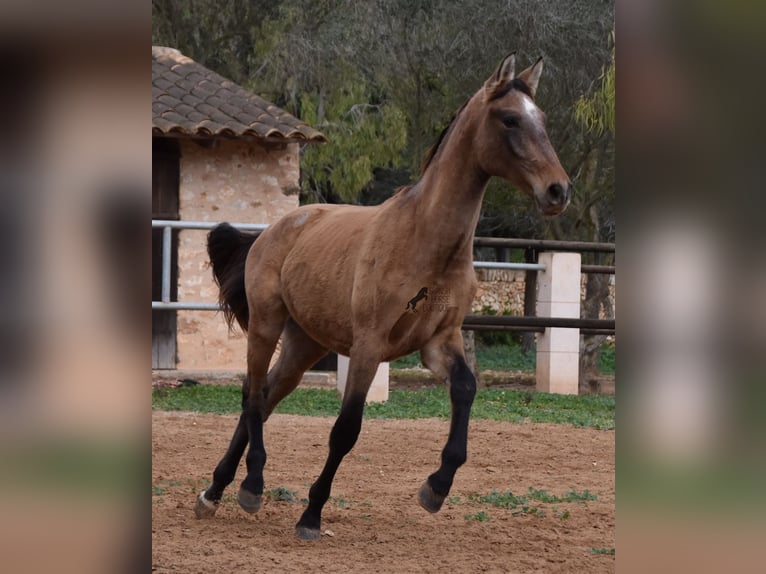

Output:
xmin=461 ymin=324 xmax=614 ymax=336
xmin=152 ymin=219 xmax=268 ymax=231
xmin=152 ymin=220 xmax=616 ymax=313
xmin=473 ymin=261 xmax=546 ymax=271
xmin=152 ymin=302 xmax=220 ymax=311
xmin=581 ymin=264 xmax=616 ymax=275
xmin=474 ymin=236 xmax=615 ymax=253
xmin=462 ymin=314 xmax=615 ymax=331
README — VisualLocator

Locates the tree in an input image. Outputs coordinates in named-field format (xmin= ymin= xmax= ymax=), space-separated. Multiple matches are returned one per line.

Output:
xmin=571 ymin=32 xmax=616 ymax=394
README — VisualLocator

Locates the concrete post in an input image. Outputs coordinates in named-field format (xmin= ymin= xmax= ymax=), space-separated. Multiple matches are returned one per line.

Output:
xmin=536 ymin=252 xmax=581 ymax=394
xmin=336 ymin=356 xmax=389 ymax=403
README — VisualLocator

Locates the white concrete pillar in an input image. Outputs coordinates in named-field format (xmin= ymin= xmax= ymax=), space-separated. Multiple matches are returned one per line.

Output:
xmin=336 ymin=356 xmax=389 ymax=403
xmin=536 ymin=252 xmax=581 ymax=394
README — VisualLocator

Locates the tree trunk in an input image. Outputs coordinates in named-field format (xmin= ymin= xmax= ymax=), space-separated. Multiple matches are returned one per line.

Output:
xmin=576 ymin=146 xmax=614 ymax=394
xmin=579 ymin=269 xmax=612 ymax=394
xmin=521 ymin=248 xmax=537 ymax=355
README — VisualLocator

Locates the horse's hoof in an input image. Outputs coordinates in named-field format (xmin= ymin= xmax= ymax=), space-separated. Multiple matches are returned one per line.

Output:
xmin=194 ymin=490 xmax=219 ymax=519
xmin=237 ymin=487 xmax=263 ymax=514
xmin=295 ymin=526 xmax=322 ymax=541
xmin=418 ymin=481 xmax=446 ymax=514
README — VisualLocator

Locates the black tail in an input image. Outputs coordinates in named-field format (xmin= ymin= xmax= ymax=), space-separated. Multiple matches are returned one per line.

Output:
xmin=207 ymin=223 xmax=260 ymax=332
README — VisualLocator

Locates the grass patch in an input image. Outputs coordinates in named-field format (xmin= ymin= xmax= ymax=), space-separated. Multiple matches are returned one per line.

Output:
xmin=464 ymin=511 xmax=490 ymax=522
xmin=464 ymin=488 xmax=597 ymax=518
xmin=590 ymin=547 xmax=615 ymax=556
xmin=471 ymin=488 xmax=597 ymax=508
xmin=264 ymin=486 xmax=299 ymax=503
xmin=390 ymin=341 xmax=534 ymax=372
xmin=331 ymin=496 xmax=351 ymax=508
xmin=391 ymin=340 xmax=615 ymax=375
xmin=153 ymin=386 xmax=614 ymax=429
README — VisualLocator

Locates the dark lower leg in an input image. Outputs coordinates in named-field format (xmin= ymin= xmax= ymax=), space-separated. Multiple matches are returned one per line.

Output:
xmin=203 ymin=413 xmax=248 ymax=502
xmin=296 ymin=394 xmax=366 ymax=537
xmin=421 ymin=357 xmax=476 ymax=511
xmin=240 ymin=404 xmax=266 ymax=495
xmin=236 ymin=311 xmax=285 ymax=511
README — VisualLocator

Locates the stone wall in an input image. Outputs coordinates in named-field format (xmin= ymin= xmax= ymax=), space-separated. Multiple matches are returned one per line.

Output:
xmin=472 ymin=268 xmax=616 ymax=318
xmin=175 ymin=138 xmax=300 ymax=370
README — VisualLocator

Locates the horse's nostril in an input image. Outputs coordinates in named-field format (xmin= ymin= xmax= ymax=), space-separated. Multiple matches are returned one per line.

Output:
xmin=548 ymin=183 xmax=565 ymax=204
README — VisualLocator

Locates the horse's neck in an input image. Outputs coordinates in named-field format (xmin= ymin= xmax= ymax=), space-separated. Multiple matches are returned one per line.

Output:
xmin=411 ymin=125 xmax=489 ymax=268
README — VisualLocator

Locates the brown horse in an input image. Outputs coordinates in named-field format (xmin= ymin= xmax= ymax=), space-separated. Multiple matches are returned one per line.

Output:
xmin=194 ymin=53 xmax=571 ymax=540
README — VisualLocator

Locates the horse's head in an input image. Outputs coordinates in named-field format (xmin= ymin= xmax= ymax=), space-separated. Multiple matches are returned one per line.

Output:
xmin=473 ymin=53 xmax=571 ymax=216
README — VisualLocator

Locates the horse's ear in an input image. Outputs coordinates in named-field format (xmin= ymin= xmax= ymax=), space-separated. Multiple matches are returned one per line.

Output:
xmin=516 ymin=57 xmax=544 ymax=98
xmin=484 ymin=52 xmax=516 ymax=98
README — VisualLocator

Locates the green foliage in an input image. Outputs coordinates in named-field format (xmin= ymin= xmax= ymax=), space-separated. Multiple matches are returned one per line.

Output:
xmin=599 ymin=342 xmax=615 ymax=375
xmin=390 ymin=352 xmax=422 ymax=369
xmin=297 ymin=81 xmax=408 ymax=203
xmin=474 ymin=343 xmax=537 ymax=372
xmin=152 ymin=386 xmax=615 ymax=429
xmin=475 ymin=308 xmax=518 ymax=347
xmin=464 ymin=511 xmax=490 ymax=522
xmin=152 ymin=0 xmax=615 ymax=221
xmin=575 ymin=33 xmax=616 ymax=136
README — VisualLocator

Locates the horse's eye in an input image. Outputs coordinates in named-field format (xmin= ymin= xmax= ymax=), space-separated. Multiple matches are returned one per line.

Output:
xmin=502 ymin=115 xmax=520 ymax=129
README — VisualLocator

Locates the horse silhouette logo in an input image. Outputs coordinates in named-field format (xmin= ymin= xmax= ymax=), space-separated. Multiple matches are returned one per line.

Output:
xmin=406 ymin=287 xmax=429 ymax=312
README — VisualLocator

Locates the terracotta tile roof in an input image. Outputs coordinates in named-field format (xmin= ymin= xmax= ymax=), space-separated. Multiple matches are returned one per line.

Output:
xmin=152 ymin=46 xmax=326 ymax=143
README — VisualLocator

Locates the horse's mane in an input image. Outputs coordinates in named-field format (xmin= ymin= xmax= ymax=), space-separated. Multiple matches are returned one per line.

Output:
xmin=419 ymin=78 xmax=533 ymax=176
xmin=420 ymin=98 xmax=469 ymax=175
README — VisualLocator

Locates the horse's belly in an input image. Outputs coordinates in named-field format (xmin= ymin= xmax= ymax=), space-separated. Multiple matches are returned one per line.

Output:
xmin=280 ymin=260 xmax=356 ymax=355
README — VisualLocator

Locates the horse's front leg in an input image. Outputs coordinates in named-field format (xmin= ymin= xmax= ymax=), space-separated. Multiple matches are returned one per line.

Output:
xmin=295 ymin=350 xmax=380 ymax=540
xmin=418 ymin=331 xmax=477 ymax=512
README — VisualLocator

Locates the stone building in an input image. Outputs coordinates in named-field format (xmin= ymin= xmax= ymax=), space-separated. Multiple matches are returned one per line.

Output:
xmin=152 ymin=46 xmax=325 ymax=369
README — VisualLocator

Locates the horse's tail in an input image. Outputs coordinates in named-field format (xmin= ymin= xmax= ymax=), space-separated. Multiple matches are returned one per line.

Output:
xmin=207 ymin=223 xmax=259 ymax=332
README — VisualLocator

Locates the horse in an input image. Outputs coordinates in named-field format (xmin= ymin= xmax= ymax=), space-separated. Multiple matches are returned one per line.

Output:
xmin=194 ymin=53 xmax=571 ymax=540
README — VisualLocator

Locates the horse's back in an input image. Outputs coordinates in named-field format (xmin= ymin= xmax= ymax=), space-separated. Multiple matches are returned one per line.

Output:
xmin=247 ymin=204 xmax=376 ymax=353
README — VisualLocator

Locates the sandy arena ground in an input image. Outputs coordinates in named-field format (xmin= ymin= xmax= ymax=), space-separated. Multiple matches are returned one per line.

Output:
xmin=152 ymin=411 xmax=614 ymax=573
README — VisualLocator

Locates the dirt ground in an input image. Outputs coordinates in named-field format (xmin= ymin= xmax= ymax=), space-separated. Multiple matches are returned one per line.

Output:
xmin=152 ymin=411 xmax=614 ymax=573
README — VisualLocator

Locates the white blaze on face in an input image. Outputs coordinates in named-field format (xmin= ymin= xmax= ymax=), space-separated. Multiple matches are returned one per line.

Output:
xmin=520 ymin=93 xmax=543 ymax=127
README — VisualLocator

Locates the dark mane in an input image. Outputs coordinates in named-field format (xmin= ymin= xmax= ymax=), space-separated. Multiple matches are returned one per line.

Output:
xmin=419 ymin=79 xmax=531 ymax=175
xmin=488 ymin=77 xmax=533 ymax=101
xmin=420 ymin=99 xmax=469 ymax=175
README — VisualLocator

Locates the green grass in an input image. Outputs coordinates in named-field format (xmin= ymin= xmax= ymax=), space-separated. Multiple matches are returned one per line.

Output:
xmin=590 ymin=547 xmax=615 ymax=556
xmin=391 ymin=340 xmax=615 ymax=375
xmin=464 ymin=511 xmax=490 ymax=522
xmin=152 ymin=386 xmax=614 ymax=429
xmin=391 ymin=341 xmax=534 ymax=371
xmin=264 ymin=486 xmax=299 ymax=503
xmin=457 ymin=488 xmax=598 ymax=519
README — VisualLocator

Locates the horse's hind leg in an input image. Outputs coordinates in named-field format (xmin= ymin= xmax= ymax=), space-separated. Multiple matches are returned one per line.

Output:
xmin=417 ymin=330 xmax=476 ymax=513
xmin=195 ymin=296 xmax=286 ymax=519
xmin=194 ymin=389 xmax=249 ymax=518
xmin=194 ymin=317 xmax=324 ymax=518
xmin=236 ymin=298 xmax=288 ymax=514
xmin=263 ymin=318 xmax=328 ymax=419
